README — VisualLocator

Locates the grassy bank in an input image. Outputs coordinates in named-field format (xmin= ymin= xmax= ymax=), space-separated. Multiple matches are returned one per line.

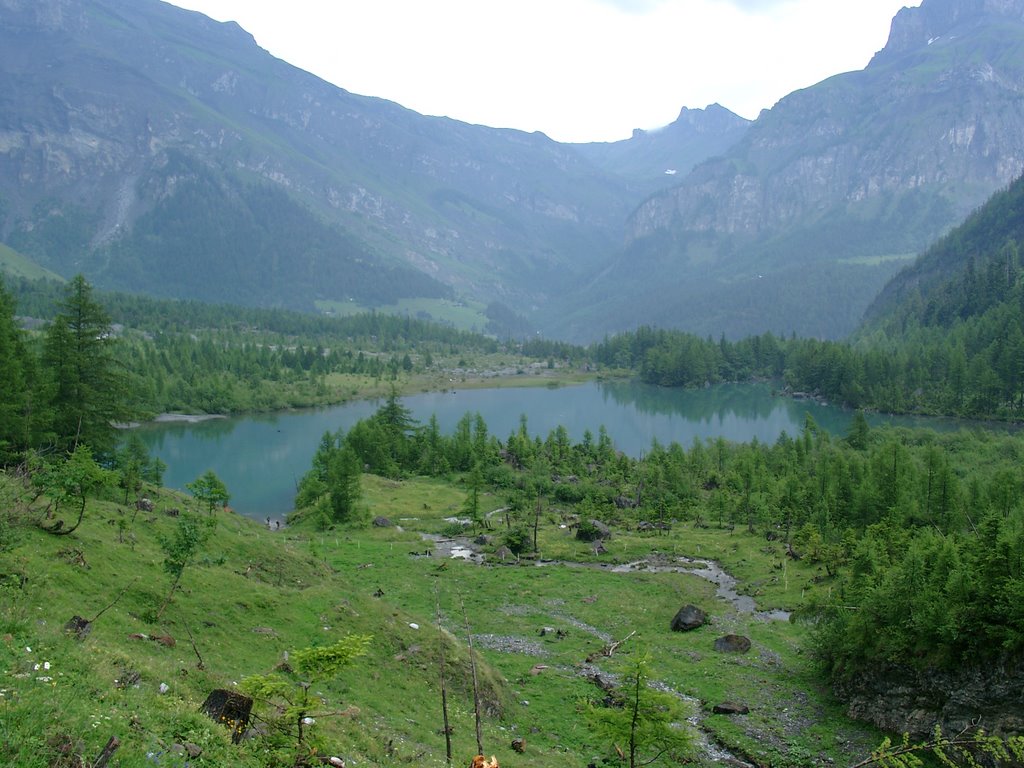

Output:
xmin=0 ymin=470 xmax=880 ymax=767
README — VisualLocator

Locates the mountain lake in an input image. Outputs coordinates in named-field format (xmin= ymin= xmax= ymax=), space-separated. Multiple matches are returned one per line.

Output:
xmin=132 ymin=380 xmax=964 ymax=522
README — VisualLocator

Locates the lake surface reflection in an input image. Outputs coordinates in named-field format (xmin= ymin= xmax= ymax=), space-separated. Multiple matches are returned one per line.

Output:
xmin=133 ymin=380 xmax=958 ymax=520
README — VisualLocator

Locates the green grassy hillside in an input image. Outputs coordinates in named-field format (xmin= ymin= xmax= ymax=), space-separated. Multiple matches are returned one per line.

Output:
xmin=0 ymin=242 xmax=63 ymax=282
xmin=0 ymin=470 xmax=881 ymax=768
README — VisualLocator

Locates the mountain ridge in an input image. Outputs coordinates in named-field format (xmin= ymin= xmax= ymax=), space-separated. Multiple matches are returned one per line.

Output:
xmin=4 ymin=0 xmax=1024 ymax=342
xmin=577 ymin=0 xmax=1024 ymax=340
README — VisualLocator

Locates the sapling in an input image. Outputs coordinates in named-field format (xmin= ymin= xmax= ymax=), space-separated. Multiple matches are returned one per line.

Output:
xmin=240 ymin=635 xmax=371 ymax=755
xmin=155 ymin=512 xmax=215 ymax=620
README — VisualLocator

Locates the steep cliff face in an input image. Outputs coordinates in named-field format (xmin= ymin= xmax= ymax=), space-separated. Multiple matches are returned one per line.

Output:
xmin=594 ymin=0 xmax=1024 ymax=340
xmin=630 ymin=0 xmax=1024 ymax=244
xmin=836 ymin=657 xmax=1024 ymax=737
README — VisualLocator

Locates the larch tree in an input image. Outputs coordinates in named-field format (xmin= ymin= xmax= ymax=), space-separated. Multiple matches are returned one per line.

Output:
xmin=43 ymin=275 xmax=129 ymax=455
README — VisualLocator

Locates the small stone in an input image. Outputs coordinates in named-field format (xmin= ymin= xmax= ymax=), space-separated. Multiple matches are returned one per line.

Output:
xmin=158 ymin=682 xmax=170 ymax=694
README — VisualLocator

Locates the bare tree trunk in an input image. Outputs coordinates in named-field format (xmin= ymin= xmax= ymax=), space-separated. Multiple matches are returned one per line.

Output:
xmin=461 ymin=595 xmax=483 ymax=756
xmin=93 ymin=736 xmax=121 ymax=768
xmin=435 ymin=586 xmax=452 ymax=765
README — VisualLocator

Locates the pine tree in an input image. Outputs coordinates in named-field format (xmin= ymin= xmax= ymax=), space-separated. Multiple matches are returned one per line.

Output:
xmin=0 ymin=277 xmax=33 ymax=459
xmin=328 ymin=444 xmax=363 ymax=523
xmin=42 ymin=275 xmax=129 ymax=455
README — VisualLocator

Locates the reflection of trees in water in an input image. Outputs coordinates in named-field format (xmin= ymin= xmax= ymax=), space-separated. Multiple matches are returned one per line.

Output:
xmin=132 ymin=416 xmax=240 ymax=450
xmin=599 ymin=381 xmax=783 ymax=424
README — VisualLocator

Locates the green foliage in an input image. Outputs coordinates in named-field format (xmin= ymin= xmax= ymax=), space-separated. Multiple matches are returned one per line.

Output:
xmin=327 ymin=445 xmax=363 ymax=524
xmin=855 ymin=726 xmax=1024 ymax=768
xmin=155 ymin=511 xmax=216 ymax=618
xmin=186 ymin=469 xmax=230 ymax=514
xmin=502 ymin=525 xmax=531 ymax=556
xmin=0 ymin=276 xmax=40 ymax=461
xmin=586 ymin=650 xmax=692 ymax=767
xmin=34 ymin=445 xmax=111 ymax=535
xmin=112 ymin=433 xmax=165 ymax=504
xmin=240 ymin=635 xmax=371 ymax=757
xmin=43 ymin=275 xmax=131 ymax=454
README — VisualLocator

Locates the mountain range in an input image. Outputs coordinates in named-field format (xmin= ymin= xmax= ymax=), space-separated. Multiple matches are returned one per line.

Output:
xmin=2 ymin=0 xmax=1023 ymax=341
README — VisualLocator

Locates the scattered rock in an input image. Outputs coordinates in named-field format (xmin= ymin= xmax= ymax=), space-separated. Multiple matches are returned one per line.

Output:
xmin=529 ymin=664 xmax=550 ymax=675
xmin=114 ymin=668 xmax=141 ymax=689
xmin=371 ymin=516 xmax=392 ymax=528
xmin=713 ymin=701 xmax=751 ymax=715
xmin=495 ymin=546 xmax=514 ymax=561
xmin=670 ymin=605 xmax=707 ymax=632
xmin=511 ymin=737 xmax=526 ymax=753
xmin=64 ymin=615 xmax=92 ymax=639
xmin=251 ymin=627 xmax=278 ymax=636
xmin=153 ymin=634 xmax=176 ymax=648
xmin=714 ymin=635 xmax=752 ymax=653
xmin=158 ymin=682 xmax=170 ymax=694
xmin=135 ymin=498 xmax=154 ymax=512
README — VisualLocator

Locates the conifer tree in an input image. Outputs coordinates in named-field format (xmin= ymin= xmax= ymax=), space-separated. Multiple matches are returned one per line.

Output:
xmin=0 ymin=277 xmax=34 ymax=459
xmin=42 ymin=275 xmax=129 ymax=455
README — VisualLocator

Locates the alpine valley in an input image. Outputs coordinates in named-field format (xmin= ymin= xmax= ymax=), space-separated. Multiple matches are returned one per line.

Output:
xmin=4 ymin=0 xmax=1024 ymax=340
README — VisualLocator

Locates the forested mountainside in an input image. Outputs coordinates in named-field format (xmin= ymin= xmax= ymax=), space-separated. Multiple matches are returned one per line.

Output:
xmin=1 ymin=0 xmax=735 ymax=333
xmin=568 ymin=0 xmax=1024 ymax=341
xmin=5 ymin=0 xmax=1024 ymax=342
xmin=0 ymin=0 xmax=634 ymax=320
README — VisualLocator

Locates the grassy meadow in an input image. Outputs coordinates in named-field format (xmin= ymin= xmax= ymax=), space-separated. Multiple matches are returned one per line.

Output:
xmin=0 ymin=468 xmax=883 ymax=768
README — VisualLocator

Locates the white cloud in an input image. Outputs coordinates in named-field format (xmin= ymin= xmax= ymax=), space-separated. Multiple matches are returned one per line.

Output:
xmin=167 ymin=0 xmax=917 ymax=142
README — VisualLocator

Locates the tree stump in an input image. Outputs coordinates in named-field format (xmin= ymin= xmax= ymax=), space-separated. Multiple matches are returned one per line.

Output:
xmin=200 ymin=689 xmax=253 ymax=743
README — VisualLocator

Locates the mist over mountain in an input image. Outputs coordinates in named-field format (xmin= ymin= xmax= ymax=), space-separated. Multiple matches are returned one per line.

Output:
xmin=2 ymin=0 xmax=1024 ymax=341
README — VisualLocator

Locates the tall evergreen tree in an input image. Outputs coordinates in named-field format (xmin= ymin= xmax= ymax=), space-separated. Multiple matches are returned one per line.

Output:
xmin=42 ymin=275 xmax=129 ymax=454
xmin=0 ymin=277 xmax=34 ymax=459
xmin=328 ymin=444 xmax=363 ymax=524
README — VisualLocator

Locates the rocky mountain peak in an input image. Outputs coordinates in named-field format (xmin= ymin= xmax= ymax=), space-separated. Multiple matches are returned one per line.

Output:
xmin=873 ymin=0 xmax=1024 ymax=63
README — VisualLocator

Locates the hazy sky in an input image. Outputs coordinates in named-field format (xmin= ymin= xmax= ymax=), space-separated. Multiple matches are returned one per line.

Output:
xmin=165 ymin=0 xmax=920 ymax=143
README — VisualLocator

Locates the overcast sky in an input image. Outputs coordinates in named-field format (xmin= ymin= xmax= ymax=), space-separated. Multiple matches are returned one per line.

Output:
xmin=165 ymin=0 xmax=920 ymax=143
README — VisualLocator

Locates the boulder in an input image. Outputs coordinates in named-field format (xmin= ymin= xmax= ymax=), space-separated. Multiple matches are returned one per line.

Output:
xmin=371 ymin=516 xmax=392 ymax=528
xmin=714 ymin=634 xmax=752 ymax=653
xmin=670 ymin=605 xmax=707 ymax=632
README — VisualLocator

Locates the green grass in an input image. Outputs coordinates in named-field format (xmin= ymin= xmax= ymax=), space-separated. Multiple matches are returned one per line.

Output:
xmin=0 ymin=242 xmax=64 ymax=282
xmin=0 ymin=470 xmax=883 ymax=767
